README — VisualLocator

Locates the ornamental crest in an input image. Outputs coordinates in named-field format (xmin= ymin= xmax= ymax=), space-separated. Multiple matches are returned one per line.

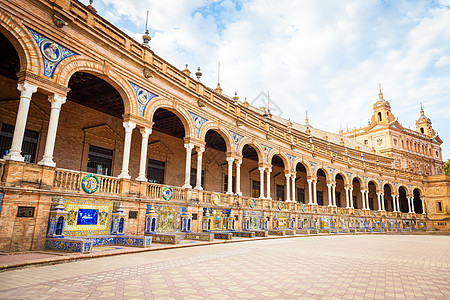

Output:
xmin=287 ymin=154 xmax=296 ymax=171
xmin=27 ymin=27 xmax=77 ymax=78
xmin=129 ymin=82 xmax=157 ymax=116
xmin=189 ymin=112 xmax=207 ymax=138
xmin=81 ymin=174 xmax=99 ymax=194
xmin=230 ymin=131 xmax=243 ymax=153
xmin=261 ymin=144 xmax=272 ymax=162
xmin=162 ymin=186 xmax=174 ymax=201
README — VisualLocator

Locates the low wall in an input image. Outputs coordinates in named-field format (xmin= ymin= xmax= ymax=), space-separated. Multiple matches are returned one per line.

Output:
xmin=213 ymin=232 xmax=233 ymax=240
xmin=268 ymin=230 xmax=285 ymax=236
xmin=252 ymin=230 xmax=268 ymax=237
xmin=147 ymin=233 xmax=181 ymax=244
xmin=230 ymin=231 xmax=255 ymax=238
xmin=182 ymin=232 xmax=214 ymax=242
xmin=45 ymin=238 xmax=93 ymax=254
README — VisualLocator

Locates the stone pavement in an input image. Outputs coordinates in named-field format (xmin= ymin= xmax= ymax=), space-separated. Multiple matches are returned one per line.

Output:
xmin=0 ymin=235 xmax=449 ymax=299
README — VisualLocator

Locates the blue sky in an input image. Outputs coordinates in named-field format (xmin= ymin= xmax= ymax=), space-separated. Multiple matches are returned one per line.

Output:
xmin=82 ymin=0 xmax=450 ymax=160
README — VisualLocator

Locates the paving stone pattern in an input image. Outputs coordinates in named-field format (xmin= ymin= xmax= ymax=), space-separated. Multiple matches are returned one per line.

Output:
xmin=0 ymin=235 xmax=449 ymax=299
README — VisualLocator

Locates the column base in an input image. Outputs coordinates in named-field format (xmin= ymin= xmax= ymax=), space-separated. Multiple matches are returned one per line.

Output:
xmin=235 ymin=192 xmax=242 ymax=196
xmin=38 ymin=157 xmax=56 ymax=167
xmin=4 ymin=151 xmax=24 ymax=162
xmin=136 ymin=175 xmax=147 ymax=182
xmin=118 ymin=172 xmax=131 ymax=179
xmin=194 ymin=186 xmax=203 ymax=190
xmin=226 ymin=192 xmax=233 ymax=195
xmin=182 ymin=184 xmax=192 ymax=189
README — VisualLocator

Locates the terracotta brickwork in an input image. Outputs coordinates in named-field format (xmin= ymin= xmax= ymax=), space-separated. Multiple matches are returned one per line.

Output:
xmin=0 ymin=0 xmax=448 ymax=252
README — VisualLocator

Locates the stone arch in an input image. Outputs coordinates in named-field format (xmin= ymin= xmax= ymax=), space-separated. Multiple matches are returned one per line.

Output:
xmin=382 ymin=181 xmax=395 ymax=193
xmin=367 ymin=179 xmax=380 ymax=191
xmin=267 ymin=150 xmax=290 ymax=171
xmin=292 ymin=159 xmax=313 ymax=177
xmin=314 ymin=165 xmax=332 ymax=181
xmin=237 ymin=138 xmax=264 ymax=163
xmin=0 ymin=11 xmax=41 ymax=75
xmin=412 ymin=186 xmax=423 ymax=196
xmin=397 ymin=184 xmax=411 ymax=196
xmin=198 ymin=121 xmax=233 ymax=153
xmin=350 ymin=174 xmax=365 ymax=188
xmin=333 ymin=171 xmax=349 ymax=185
xmin=53 ymin=57 xmax=136 ymax=116
xmin=144 ymin=97 xmax=195 ymax=139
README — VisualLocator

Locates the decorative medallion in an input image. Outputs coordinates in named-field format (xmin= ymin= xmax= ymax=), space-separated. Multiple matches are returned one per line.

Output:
xmin=81 ymin=174 xmax=99 ymax=194
xmin=230 ymin=131 xmax=244 ymax=153
xmin=212 ymin=193 xmax=221 ymax=205
xmin=261 ymin=144 xmax=272 ymax=162
xmin=189 ymin=112 xmax=207 ymax=138
xmin=302 ymin=204 xmax=306 ymax=212
xmin=287 ymin=154 xmax=296 ymax=171
xmin=27 ymin=27 xmax=77 ymax=78
xmin=340 ymin=208 xmax=344 ymax=215
xmin=130 ymin=82 xmax=157 ymax=116
xmin=277 ymin=201 xmax=283 ymax=211
xmin=162 ymin=186 xmax=174 ymax=201
xmin=248 ymin=198 xmax=256 ymax=209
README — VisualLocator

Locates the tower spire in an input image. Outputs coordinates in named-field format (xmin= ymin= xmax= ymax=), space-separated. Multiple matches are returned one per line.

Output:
xmin=420 ymin=102 xmax=424 ymax=116
xmin=214 ymin=61 xmax=222 ymax=94
xmin=378 ymin=83 xmax=383 ymax=99
xmin=142 ymin=10 xmax=151 ymax=47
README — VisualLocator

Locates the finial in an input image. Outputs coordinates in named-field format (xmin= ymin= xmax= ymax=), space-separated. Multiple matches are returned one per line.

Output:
xmin=195 ymin=67 xmax=202 ymax=81
xmin=89 ymin=0 xmax=93 ymax=5
xmin=217 ymin=61 xmax=221 ymax=85
xmin=305 ymin=110 xmax=309 ymax=126
xmin=233 ymin=91 xmax=239 ymax=102
xmin=267 ymin=91 xmax=271 ymax=113
xmin=142 ymin=11 xmax=151 ymax=47
xmin=378 ymin=83 xmax=383 ymax=99
xmin=54 ymin=196 xmax=65 ymax=211
xmin=117 ymin=201 xmax=124 ymax=214
xmin=185 ymin=64 xmax=188 ymax=68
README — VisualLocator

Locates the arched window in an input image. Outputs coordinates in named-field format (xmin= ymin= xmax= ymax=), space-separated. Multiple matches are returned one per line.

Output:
xmin=378 ymin=112 xmax=382 ymax=121
xmin=118 ymin=218 xmax=124 ymax=233
xmin=420 ymin=127 xmax=424 ymax=134
xmin=55 ymin=216 xmax=64 ymax=235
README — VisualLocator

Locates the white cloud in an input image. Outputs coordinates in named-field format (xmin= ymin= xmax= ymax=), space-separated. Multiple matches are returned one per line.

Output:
xmin=83 ymin=0 xmax=450 ymax=158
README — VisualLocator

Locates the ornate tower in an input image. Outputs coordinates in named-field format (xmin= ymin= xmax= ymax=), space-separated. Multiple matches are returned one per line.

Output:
xmin=415 ymin=104 xmax=435 ymax=137
xmin=371 ymin=86 xmax=396 ymax=125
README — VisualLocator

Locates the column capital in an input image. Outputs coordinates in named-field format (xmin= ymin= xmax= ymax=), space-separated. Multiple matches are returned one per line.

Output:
xmin=196 ymin=146 xmax=205 ymax=154
xmin=258 ymin=166 xmax=265 ymax=172
xmin=17 ymin=82 xmax=38 ymax=99
xmin=48 ymin=94 xmax=66 ymax=109
xmin=184 ymin=143 xmax=194 ymax=150
xmin=285 ymin=173 xmax=291 ymax=178
xmin=140 ymin=127 xmax=152 ymax=138
xmin=123 ymin=121 xmax=136 ymax=132
xmin=234 ymin=158 xmax=242 ymax=165
xmin=226 ymin=156 xmax=234 ymax=164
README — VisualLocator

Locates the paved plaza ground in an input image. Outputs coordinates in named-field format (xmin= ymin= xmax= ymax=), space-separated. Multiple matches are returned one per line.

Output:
xmin=0 ymin=234 xmax=449 ymax=299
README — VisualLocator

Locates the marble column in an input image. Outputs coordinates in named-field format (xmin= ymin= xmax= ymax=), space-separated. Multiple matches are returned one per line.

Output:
xmin=361 ymin=190 xmax=366 ymax=210
xmin=407 ymin=196 xmax=412 ymax=213
xmin=266 ymin=168 xmax=272 ymax=200
xmin=136 ymin=127 xmax=152 ymax=181
xmin=235 ymin=159 xmax=242 ymax=196
xmin=38 ymin=94 xmax=66 ymax=167
xmin=376 ymin=193 xmax=382 ymax=211
xmin=118 ymin=121 xmax=136 ymax=179
xmin=285 ymin=174 xmax=291 ymax=202
xmin=258 ymin=167 xmax=265 ymax=199
xmin=365 ymin=190 xmax=370 ymax=210
xmin=4 ymin=82 xmax=38 ymax=162
xmin=313 ymin=180 xmax=317 ymax=205
xmin=349 ymin=188 xmax=354 ymax=208
xmin=396 ymin=195 xmax=401 ymax=212
xmin=345 ymin=187 xmax=350 ymax=208
xmin=332 ymin=184 xmax=336 ymax=207
xmin=421 ymin=197 xmax=426 ymax=214
xmin=392 ymin=195 xmax=398 ymax=212
xmin=381 ymin=193 xmax=385 ymax=211
xmin=291 ymin=175 xmax=296 ymax=203
xmin=307 ymin=179 xmax=313 ymax=205
xmin=327 ymin=184 xmax=333 ymax=207
xmin=182 ymin=143 xmax=194 ymax=188
xmin=226 ymin=157 xmax=234 ymax=195
xmin=194 ymin=147 xmax=205 ymax=190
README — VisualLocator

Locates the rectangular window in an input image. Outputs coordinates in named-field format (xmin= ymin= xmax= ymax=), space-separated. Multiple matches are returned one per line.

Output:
xmin=148 ymin=159 xmax=165 ymax=184
xmin=437 ymin=201 xmax=443 ymax=212
xmin=190 ymin=168 xmax=205 ymax=188
xmin=297 ymin=188 xmax=305 ymax=203
xmin=192 ymin=213 xmax=198 ymax=220
xmin=87 ymin=145 xmax=113 ymax=176
xmin=0 ymin=123 xmax=39 ymax=163
xmin=224 ymin=175 xmax=235 ymax=193
xmin=276 ymin=184 xmax=285 ymax=201
xmin=252 ymin=180 xmax=260 ymax=198
xmin=317 ymin=191 xmax=324 ymax=206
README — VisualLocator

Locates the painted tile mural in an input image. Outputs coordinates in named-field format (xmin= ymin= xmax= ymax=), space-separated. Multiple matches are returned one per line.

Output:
xmin=54 ymin=198 xmax=114 ymax=236
xmin=148 ymin=205 xmax=184 ymax=233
